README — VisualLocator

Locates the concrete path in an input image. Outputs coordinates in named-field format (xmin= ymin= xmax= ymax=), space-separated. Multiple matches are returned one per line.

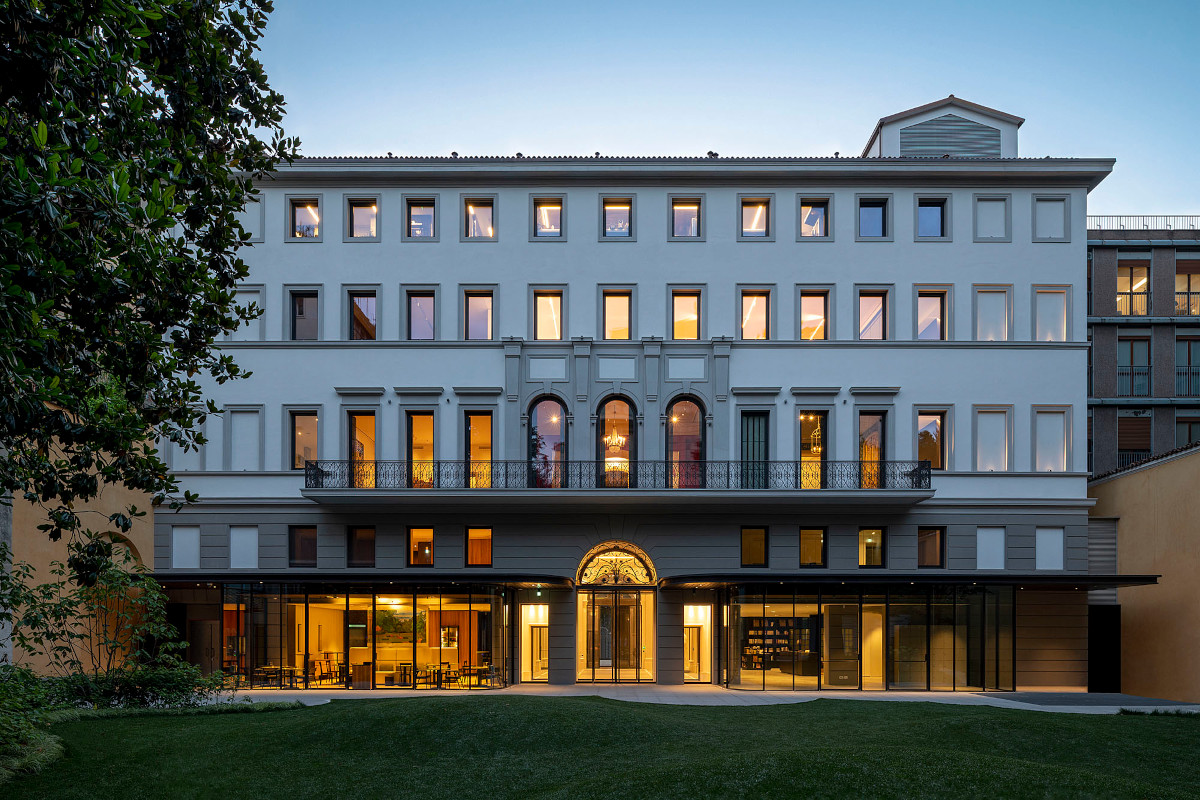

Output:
xmin=235 ymin=684 xmax=1200 ymax=715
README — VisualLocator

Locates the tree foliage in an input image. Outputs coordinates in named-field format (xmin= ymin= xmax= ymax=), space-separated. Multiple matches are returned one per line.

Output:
xmin=0 ymin=0 xmax=296 ymax=582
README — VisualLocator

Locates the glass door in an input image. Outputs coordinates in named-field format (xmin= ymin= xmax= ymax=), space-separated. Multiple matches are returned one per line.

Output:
xmin=577 ymin=590 xmax=655 ymax=683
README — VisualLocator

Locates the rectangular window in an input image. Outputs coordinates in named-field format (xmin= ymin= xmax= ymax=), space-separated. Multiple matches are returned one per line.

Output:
xmin=346 ymin=198 xmax=378 ymax=239
xmin=407 ymin=292 xmax=435 ymax=340
xmin=465 ymin=412 xmax=493 ymax=488
xmin=1176 ymin=417 xmax=1200 ymax=448
xmin=408 ymin=527 xmax=434 ymax=566
xmin=1033 ymin=197 xmax=1067 ymax=241
xmin=288 ymin=525 xmax=317 ymax=567
xmin=464 ymin=292 xmax=493 ymax=340
xmin=672 ymin=292 xmax=700 ymax=340
xmin=917 ymin=198 xmax=946 ymax=239
xmin=974 ymin=196 xmax=1009 ymax=241
xmin=348 ymin=411 xmax=376 ymax=487
xmin=1035 ymin=410 xmax=1067 ymax=472
xmin=1117 ymin=337 xmax=1150 ymax=397
xmin=917 ymin=527 xmax=944 ymax=568
xmin=917 ymin=292 xmax=945 ymax=340
xmin=671 ymin=198 xmax=702 ymax=239
xmin=798 ymin=411 xmax=826 ymax=489
xmin=290 ymin=291 xmax=318 ymax=341
xmin=975 ymin=289 xmax=1009 ymax=341
xmin=533 ymin=198 xmax=562 ymax=238
xmin=1117 ymin=265 xmax=1149 ymax=316
xmin=406 ymin=198 xmax=436 ymax=239
xmin=289 ymin=197 xmax=320 ymax=239
xmin=976 ymin=527 xmax=1005 ymax=569
xmin=1035 ymin=290 xmax=1067 ymax=342
xmin=349 ymin=292 xmax=377 ymax=340
xmin=799 ymin=528 xmax=825 ymax=567
xmin=799 ymin=292 xmax=828 ymax=340
xmin=602 ymin=198 xmax=633 ymax=238
xmin=603 ymin=292 xmax=631 ymax=340
xmin=464 ymin=198 xmax=495 ymax=239
xmin=799 ymin=199 xmax=829 ymax=238
xmin=467 ymin=527 xmax=492 ymax=567
xmin=171 ymin=526 xmax=200 ymax=569
xmin=407 ymin=411 xmax=435 ymax=488
xmin=228 ymin=409 xmax=262 ymax=471
xmin=740 ymin=198 xmax=770 ymax=238
xmin=534 ymin=292 xmax=563 ymax=340
xmin=740 ymin=291 xmax=769 ymax=340
xmin=859 ymin=292 xmax=886 ymax=340
xmin=229 ymin=526 xmax=258 ymax=569
xmin=858 ymin=198 xmax=888 ymax=238
xmin=1035 ymin=527 xmax=1064 ymax=570
xmin=741 ymin=527 xmax=767 ymax=567
xmin=916 ymin=412 xmax=945 ymax=470
xmin=290 ymin=410 xmax=318 ymax=469
xmin=347 ymin=526 xmax=375 ymax=568
xmin=858 ymin=528 xmax=884 ymax=567
xmin=859 ymin=412 xmax=886 ymax=464
xmin=975 ymin=410 xmax=1008 ymax=471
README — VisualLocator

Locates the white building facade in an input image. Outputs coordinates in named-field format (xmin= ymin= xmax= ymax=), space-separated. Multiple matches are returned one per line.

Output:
xmin=158 ymin=98 xmax=1150 ymax=692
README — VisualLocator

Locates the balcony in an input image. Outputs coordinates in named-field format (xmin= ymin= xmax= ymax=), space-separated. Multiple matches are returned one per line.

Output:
xmin=1115 ymin=291 xmax=1149 ymax=316
xmin=1088 ymin=215 xmax=1200 ymax=231
xmin=1177 ymin=366 xmax=1200 ymax=397
xmin=1176 ymin=292 xmax=1200 ymax=316
xmin=302 ymin=459 xmax=934 ymax=508
xmin=1116 ymin=366 xmax=1151 ymax=397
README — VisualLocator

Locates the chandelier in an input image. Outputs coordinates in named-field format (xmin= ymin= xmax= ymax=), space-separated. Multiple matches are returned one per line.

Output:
xmin=603 ymin=430 xmax=626 ymax=449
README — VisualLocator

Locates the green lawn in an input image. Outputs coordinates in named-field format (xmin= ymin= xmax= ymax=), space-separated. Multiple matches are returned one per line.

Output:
xmin=9 ymin=696 xmax=1199 ymax=799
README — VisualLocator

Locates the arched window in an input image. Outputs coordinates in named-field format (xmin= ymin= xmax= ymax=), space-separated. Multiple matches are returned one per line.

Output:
xmin=529 ymin=397 xmax=567 ymax=487
xmin=597 ymin=397 xmax=636 ymax=488
xmin=666 ymin=397 xmax=705 ymax=488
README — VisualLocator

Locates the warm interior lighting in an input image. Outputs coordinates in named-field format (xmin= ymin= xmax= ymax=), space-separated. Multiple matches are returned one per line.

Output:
xmin=603 ymin=430 xmax=626 ymax=448
xmin=676 ymin=205 xmax=698 ymax=211
xmin=303 ymin=205 xmax=319 ymax=223
xmin=1131 ymin=277 xmax=1147 ymax=292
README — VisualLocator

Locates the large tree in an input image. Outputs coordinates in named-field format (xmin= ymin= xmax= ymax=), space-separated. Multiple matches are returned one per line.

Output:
xmin=0 ymin=0 xmax=296 ymax=583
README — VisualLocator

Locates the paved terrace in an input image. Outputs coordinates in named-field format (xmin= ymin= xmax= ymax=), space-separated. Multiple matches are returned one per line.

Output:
xmin=236 ymin=685 xmax=1200 ymax=715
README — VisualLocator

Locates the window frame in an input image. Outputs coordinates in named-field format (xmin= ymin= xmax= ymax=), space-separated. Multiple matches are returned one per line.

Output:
xmin=531 ymin=287 xmax=566 ymax=341
xmin=346 ymin=287 xmax=379 ymax=341
xmin=855 ymin=194 xmax=893 ymax=242
xmin=342 ymin=193 xmax=382 ymax=243
xmin=972 ymin=193 xmax=1012 ymax=243
xmin=529 ymin=193 xmax=567 ymax=242
xmin=460 ymin=193 xmax=499 ymax=242
xmin=1032 ymin=194 xmax=1071 ymax=243
xmin=407 ymin=526 xmax=435 ymax=567
xmin=858 ymin=527 xmax=886 ymax=568
xmin=462 ymin=287 xmax=495 ymax=341
xmin=1031 ymin=405 xmax=1071 ymax=473
xmin=404 ymin=286 xmax=438 ymax=341
xmin=288 ymin=408 xmax=320 ymax=471
xmin=1035 ymin=527 xmax=1065 ymax=570
xmin=736 ymin=193 xmax=775 ymax=242
xmin=287 ymin=525 xmax=318 ymax=568
xmin=600 ymin=287 xmax=635 ymax=340
xmin=1032 ymin=285 xmax=1071 ymax=342
xmin=914 ymin=406 xmax=951 ymax=471
xmin=913 ymin=194 xmax=952 ymax=242
xmin=465 ymin=526 xmax=493 ymax=568
xmin=599 ymin=194 xmax=636 ymax=242
xmin=667 ymin=194 xmax=706 ymax=242
xmin=917 ymin=527 xmax=945 ymax=569
xmin=346 ymin=525 xmax=376 ymax=569
xmin=740 ymin=526 xmax=769 ymax=568
xmin=973 ymin=405 xmax=1013 ymax=472
xmin=401 ymin=194 xmax=440 ymax=243
xmin=796 ymin=286 xmax=833 ymax=341
xmin=976 ymin=526 xmax=1007 ymax=570
xmin=796 ymin=194 xmax=833 ymax=242
xmin=799 ymin=527 xmax=827 ymax=568
xmin=670 ymin=288 xmax=704 ymax=341
xmin=287 ymin=287 xmax=321 ymax=341
xmin=914 ymin=287 xmax=950 ymax=341
xmin=284 ymin=194 xmax=323 ymax=243
xmin=973 ymin=285 xmax=1013 ymax=342
xmin=737 ymin=286 xmax=772 ymax=341
xmin=856 ymin=287 xmax=891 ymax=341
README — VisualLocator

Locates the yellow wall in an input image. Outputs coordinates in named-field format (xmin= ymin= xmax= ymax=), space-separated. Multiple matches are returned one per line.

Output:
xmin=1090 ymin=450 xmax=1200 ymax=702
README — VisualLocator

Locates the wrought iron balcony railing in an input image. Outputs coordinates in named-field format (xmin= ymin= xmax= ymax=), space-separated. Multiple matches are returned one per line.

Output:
xmin=1176 ymin=292 xmax=1200 ymax=316
xmin=1117 ymin=365 xmax=1151 ymax=397
xmin=304 ymin=459 xmax=932 ymax=491
xmin=1177 ymin=366 xmax=1200 ymax=397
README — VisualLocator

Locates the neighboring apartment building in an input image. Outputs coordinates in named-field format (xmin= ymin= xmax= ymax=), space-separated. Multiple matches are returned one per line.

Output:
xmin=157 ymin=96 xmax=1154 ymax=693
xmin=1087 ymin=217 xmax=1200 ymax=473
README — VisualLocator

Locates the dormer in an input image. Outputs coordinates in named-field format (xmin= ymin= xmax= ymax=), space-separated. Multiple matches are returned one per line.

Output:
xmin=861 ymin=95 xmax=1023 ymax=158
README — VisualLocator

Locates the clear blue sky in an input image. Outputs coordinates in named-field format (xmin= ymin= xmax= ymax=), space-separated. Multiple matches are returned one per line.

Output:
xmin=258 ymin=0 xmax=1200 ymax=214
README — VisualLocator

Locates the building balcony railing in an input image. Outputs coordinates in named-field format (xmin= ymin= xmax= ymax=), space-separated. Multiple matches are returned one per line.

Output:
xmin=1176 ymin=292 xmax=1200 ymax=316
xmin=1088 ymin=215 xmax=1200 ymax=231
xmin=304 ymin=459 xmax=933 ymax=491
xmin=1115 ymin=291 xmax=1149 ymax=316
xmin=1177 ymin=366 xmax=1200 ymax=397
xmin=1116 ymin=450 xmax=1152 ymax=470
xmin=1116 ymin=366 xmax=1151 ymax=397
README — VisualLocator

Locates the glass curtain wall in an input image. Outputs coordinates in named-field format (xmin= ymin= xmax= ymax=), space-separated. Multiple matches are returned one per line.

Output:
xmin=726 ymin=586 xmax=1015 ymax=691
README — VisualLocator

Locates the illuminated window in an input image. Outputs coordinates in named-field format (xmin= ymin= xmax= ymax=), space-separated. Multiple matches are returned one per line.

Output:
xmin=603 ymin=292 xmax=631 ymax=340
xmin=290 ymin=410 xmax=318 ymax=470
xmin=670 ymin=197 xmax=702 ymax=239
xmin=467 ymin=528 xmax=492 ymax=567
xmin=739 ymin=197 xmax=771 ymax=239
xmin=346 ymin=197 xmax=378 ymax=239
xmin=408 ymin=527 xmax=434 ymax=566
xmin=463 ymin=197 xmax=495 ymax=240
xmin=407 ymin=292 xmax=435 ymax=340
xmin=533 ymin=197 xmax=563 ymax=238
xmin=464 ymin=292 xmax=492 ymax=340
xmin=534 ymin=292 xmax=563 ymax=340
xmin=290 ymin=291 xmax=318 ymax=340
xmin=859 ymin=292 xmax=886 ymax=340
xmin=916 ymin=198 xmax=947 ymax=239
xmin=348 ymin=411 xmax=376 ymax=488
xmin=917 ymin=291 xmax=945 ymax=340
xmin=799 ymin=292 xmax=827 ymax=340
xmin=405 ymin=198 xmax=436 ymax=239
xmin=672 ymin=292 xmax=700 ymax=340
xmin=799 ymin=198 xmax=829 ymax=238
xmin=406 ymin=411 xmax=434 ymax=488
xmin=917 ymin=412 xmax=945 ymax=470
xmin=529 ymin=398 xmax=567 ymax=488
xmin=602 ymin=198 xmax=633 ymax=238
xmin=598 ymin=397 xmax=635 ymax=488
xmin=741 ymin=527 xmax=767 ymax=567
xmin=857 ymin=197 xmax=888 ymax=239
xmin=465 ymin=412 xmax=492 ymax=488
xmin=348 ymin=291 xmax=376 ymax=340
xmin=740 ymin=291 xmax=769 ymax=340
xmin=666 ymin=398 xmax=704 ymax=488
xmin=1117 ymin=265 xmax=1149 ymax=316
xmin=347 ymin=526 xmax=375 ymax=568
xmin=858 ymin=528 xmax=885 ymax=567
xmin=800 ymin=529 xmax=825 ymax=567
xmin=918 ymin=528 xmax=944 ymax=568
xmin=289 ymin=197 xmax=320 ymax=239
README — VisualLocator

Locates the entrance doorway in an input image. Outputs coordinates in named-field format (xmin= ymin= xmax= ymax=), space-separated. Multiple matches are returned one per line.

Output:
xmin=577 ymin=590 xmax=655 ymax=682
xmin=683 ymin=604 xmax=713 ymax=682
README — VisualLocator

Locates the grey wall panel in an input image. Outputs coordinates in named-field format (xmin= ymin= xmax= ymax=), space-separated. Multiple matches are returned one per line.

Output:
xmin=316 ymin=524 xmax=345 ymax=569
xmin=1016 ymin=589 xmax=1088 ymax=689
xmin=547 ymin=589 xmax=576 ymax=685
xmin=657 ymin=589 xmax=684 ymax=684
xmin=199 ymin=525 xmax=228 ymax=570
xmin=375 ymin=523 xmax=406 ymax=570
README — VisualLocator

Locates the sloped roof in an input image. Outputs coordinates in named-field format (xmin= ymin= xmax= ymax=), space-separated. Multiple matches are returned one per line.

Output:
xmin=861 ymin=95 xmax=1024 ymax=157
